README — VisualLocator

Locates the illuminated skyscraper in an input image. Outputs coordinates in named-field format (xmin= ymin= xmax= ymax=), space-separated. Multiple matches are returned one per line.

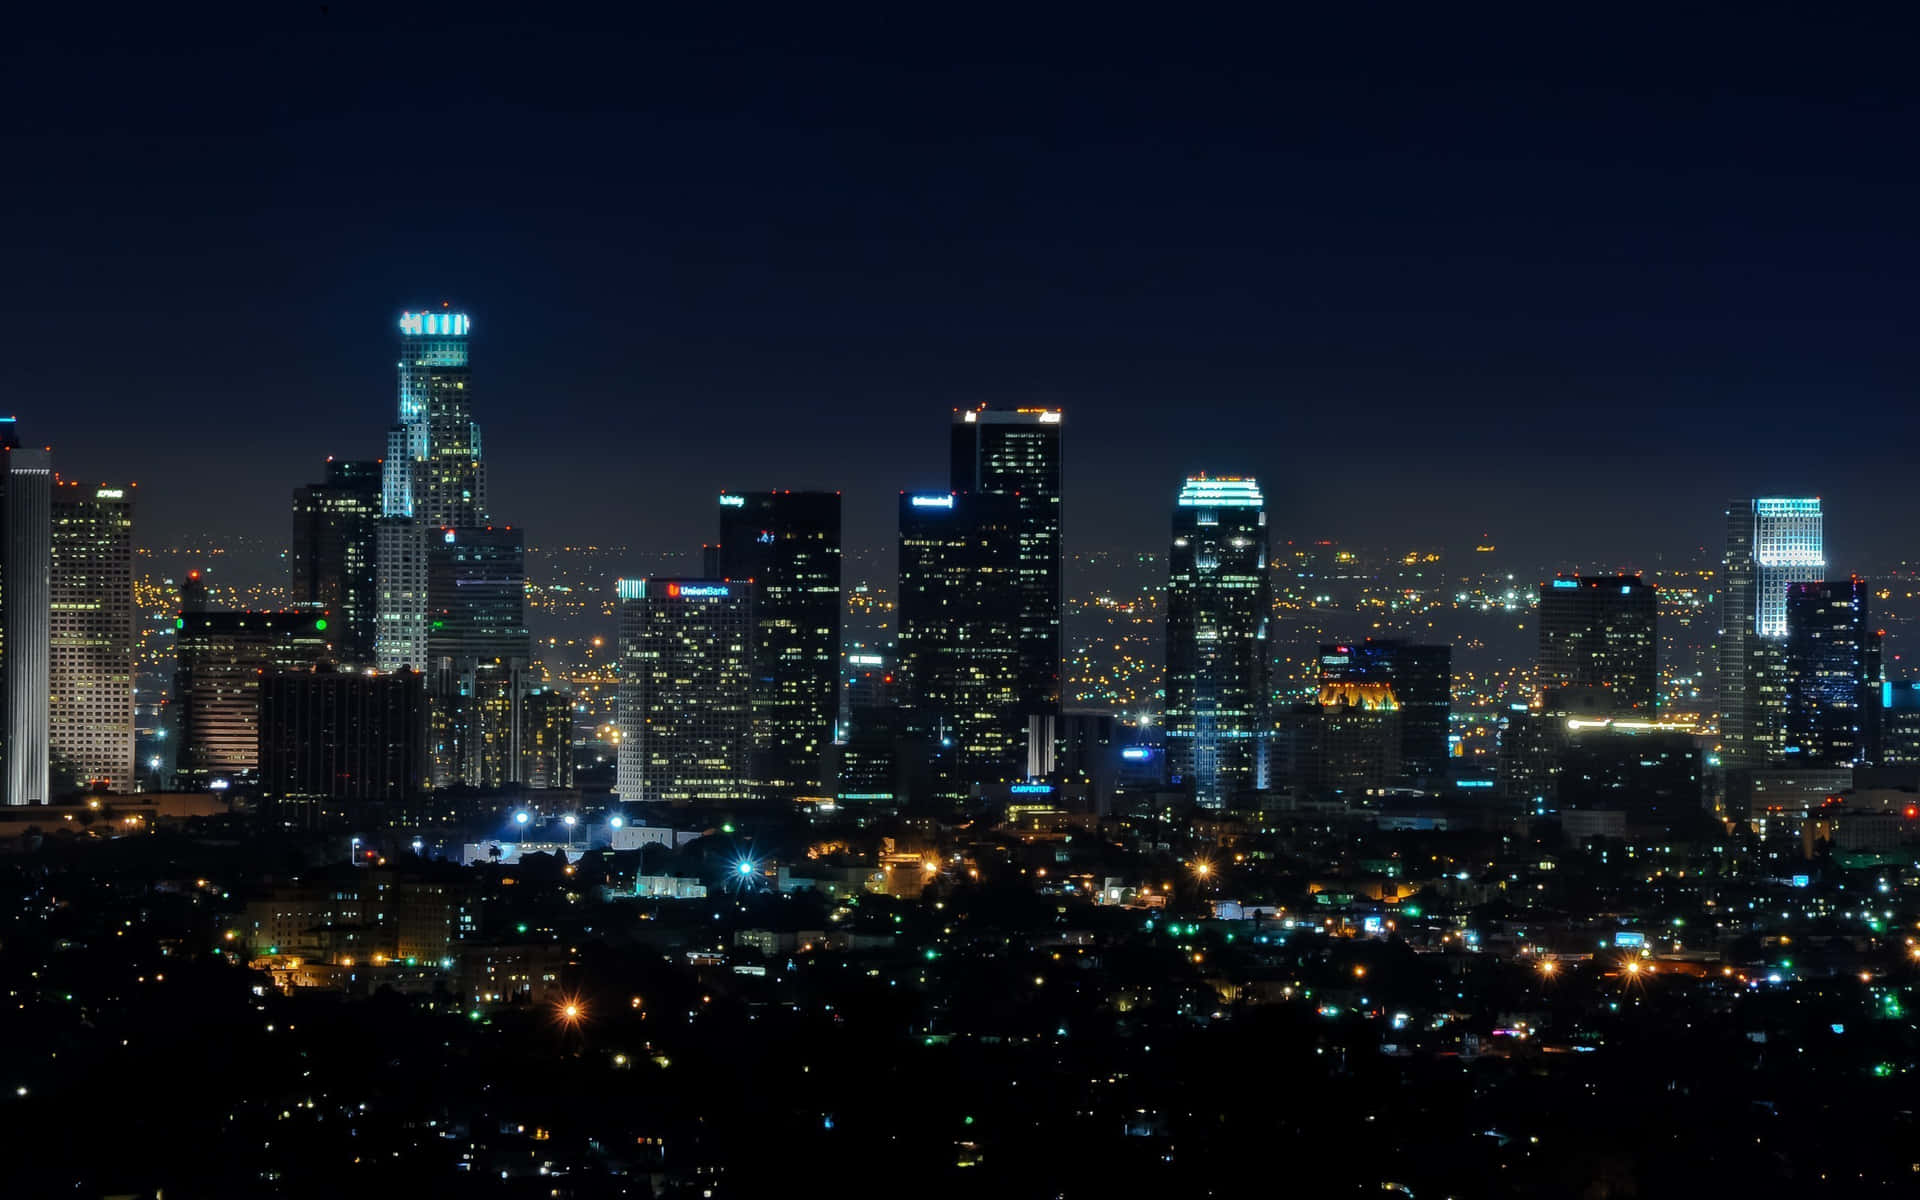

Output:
xmin=714 ymin=491 xmax=841 ymax=799
xmin=423 ymin=525 xmax=532 ymax=788
xmin=896 ymin=491 xmax=1023 ymax=801
xmin=1783 ymin=579 xmax=1878 ymax=766
xmin=292 ymin=459 xmax=381 ymax=665
xmin=1720 ymin=497 xmax=1825 ymax=767
xmin=174 ymin=572 xmax=333 ymax=789
xmin=1165 ymin=476 xmax=1270 ymax=808
xmin=377 ymin=309 xmax=482 ymax=674
xmin=50 ymin=483 xmax=135 ymax=791
xmin=615 ymin=579 xmax=755 ymax=803
xmin=950 ymin=408 xmax=1062 ymax=736
xmin=1 ymin=435 xmax=51 ymax=804
xmin=1535 ymin=575 xmax=1659 ymax=712
xmin=1318 ymin=639 xmax=1451 ymax=780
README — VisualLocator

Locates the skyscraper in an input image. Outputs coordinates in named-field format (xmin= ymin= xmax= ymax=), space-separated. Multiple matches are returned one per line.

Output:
xmin=292 ymin=458 xmax=381 ymax=665
xmin=377 ymin=309 xmax=482 ymax=674
xmin=896 ymin=491 xmax=1024 ymax=800
xmin=1720 ymin=497 xmax=1825 ymax=767
xmin=2 ymin=441 xmax=52 ymax=805
xmin=1165 ymin=476 xmax=1270 ymax=809
xmin=950 ymin=407 xmax=1062 ymax=734
xmin=424 ymin=525 xmax=532 ymax=789
xmin=1783 ymin=579 xmax=1878 ymax=766
xmin=258 ymin=666 xmax=429 ymax=831
xmin=714 ymin=491 xmax=841 ymax=799
xmin=615 ymin=578 xmax=755 ymax=803
xmin=50 ymin=483 xmax=135 ymax=791
xmin=175 ymin=572 xmax=334 ymax=789
xmin=1318 ymin=639 xmax=1452 ymax=780
xmin=1535 ymin=575 xmax=1659 ymax=712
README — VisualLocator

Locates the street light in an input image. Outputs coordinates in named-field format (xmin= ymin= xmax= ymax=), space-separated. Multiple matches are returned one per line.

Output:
xmin=514 ymin=811 xmax=531 ymax=826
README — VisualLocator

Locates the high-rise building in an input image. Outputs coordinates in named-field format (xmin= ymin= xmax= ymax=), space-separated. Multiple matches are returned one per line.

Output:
xmin=896 ymin=491 xmax=1024 ymax=800
xmin=258 ymin=667 xmax=429 ymax=830
xmin=1783 ymin=579 xmax=1879 ymax=766
xmin=615 ymin=578 xmax=754 ymax=803
xmin=50 ymin=483 xmax=135 ymax=791
xmin=1720 ymin=498 xmax=1825 ymax=767
xmin=422 ymin=525 xmax=531 ymax=788
xmin=1165 ymin=476 xmax=1270 ymax=808
xmin=950 ymin=408 xmax=1062 ymax=733
xmin=2 ymin=441 xmax=52 ymax=805
xmin=1299 ymin=681 xmax=1403 ymax=794
xmin=519 ymin=685 xmax=575 ymax=790
xmin=292 ymin=459 xmax=381 ymax=664
xmin=1318 ymin=639 xmax=1451 ymax=780
xmin=377 ymin=310 xmax=483 ymax=674
xmin=1536 ymin=575 xmax=1659 ymax=712
xmin=714 ymin=491 xmax=841 ymax=798
xmin=175 ymin=572 xmax=333 ymax=788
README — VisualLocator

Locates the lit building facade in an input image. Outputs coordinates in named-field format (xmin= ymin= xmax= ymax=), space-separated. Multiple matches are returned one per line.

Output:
xmin=1782 ymin=579 xmax=1878 ymax=766
xmin=896 ymin=491 xmax=1023 ymax=801
xmin=2 ymin=441 xmax=52 ymax=805
xmin=615 ymin=579 xmax=754 ymax=803
xmin=292 ymin=459 xmax=381 ymax=665
xmin=1720 ymin=497 xmax=1825 ymax=767
xmin=423 ymin=525 xmax=531 ymax=788
xmin=1536 ymin=575 xmax=1659 ymax=712
xmin=714 ymin=491 xmax=841 ymax=798
xmin=950 ymin=407 xmax=1062 ymax=736
xmin=1318 ymin=639 xmax=1450 ymax=780
xmin=175 ymin=573 xmax=333 ymax=788
xmin=1165 ymin=476 xmax=1270 ymax=808
xmin=50 ymin=483 xmax=135 ymax=791
xmin=377 ymin=310 xmax=482 ymax=674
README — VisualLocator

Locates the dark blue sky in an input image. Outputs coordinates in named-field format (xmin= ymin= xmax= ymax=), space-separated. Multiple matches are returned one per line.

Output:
xmin=4 ymin=6 xmax=1913 ymax=571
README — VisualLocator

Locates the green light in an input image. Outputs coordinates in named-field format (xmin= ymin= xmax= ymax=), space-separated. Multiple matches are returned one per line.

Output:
xmin=469 ymin=1010 xmax=483 ymax=1020
xmin=924 ymin=949 xmax=938 ymax=960
xmin=722 ymin=823 xmax=735 ymax=834
xmin=1875 ymin=1063 xmax=1894 ymax=1077
xmin=267 ymin=946 xmax=277 ymax=955
xmin=174 ymin=617 xmax=184 ymax=629
xmin=963 ymin=1115 xmax=974 ymax=1125
xmin=405 ymin=957 xmax=417 ymax=966
xmin=1402 ymin=905 xmax=1422 ymax=918
xmin=315 ymin=618 xmax=328 ymax=631
xmin=516 ymin=923 xmax=528 ymax=934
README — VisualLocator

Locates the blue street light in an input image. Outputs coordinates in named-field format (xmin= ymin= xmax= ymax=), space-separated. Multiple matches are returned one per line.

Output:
xmin=514 ymin=811 xmax=531 ymax=826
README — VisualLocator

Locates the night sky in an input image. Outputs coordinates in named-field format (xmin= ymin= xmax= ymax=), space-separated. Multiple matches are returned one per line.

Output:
xmin=6 ymin=7 xmax=1915 ymax=573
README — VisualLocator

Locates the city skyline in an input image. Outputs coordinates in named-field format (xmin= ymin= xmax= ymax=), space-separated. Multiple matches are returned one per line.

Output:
xmin=9 ymin=11 xmax=1916 ymax=569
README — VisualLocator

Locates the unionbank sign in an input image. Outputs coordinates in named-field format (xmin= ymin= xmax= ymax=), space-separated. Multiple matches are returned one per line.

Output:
xmin=667 ymin=583 xmax=731 ymax=598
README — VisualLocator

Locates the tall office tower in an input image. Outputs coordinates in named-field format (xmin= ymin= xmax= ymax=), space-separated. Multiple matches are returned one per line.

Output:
xmin=377 ymin=310 xmax=483 ymax=673
xmin=1318 ymin=639 xmax=1452 ymax=779
xmin=950 ymin=407 xmax=1063 ymax=740
xmin=714 ymin=491 xmax=842 ymax=799
xmin=2 ymin=443 xmax=52 ymax=804
xmin=1535 ymin=575 xmax=1659 ymax=712
xmin=1720 ymin=498 xmax=1825 ymax=767
xmin=258 ymin=666 xmax=429 ymax=831
xmin=519 ymin=685 xmax=575 ymax=790
xmin=424 ymin=525 xmax=532 ymax=788
xmin=1782 ymin=579 xmax=1879 ymax=766
xmin=1165 ymin=476 xmax=1271 ymax=809
xmin=174 ymin=572 xmax=334 ymax=788
xmin=896 ymin=491 xmax=1024 ymax=801
xmin=50 ymin=483 xmax=135 ymax=791
xmin=292 ymin=459 xmax=381 ymax=664
xmin=615 ymin=579 xmax=754 ymax=803
xmin=1303 ymin=681 xmax=1403 ymax=794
